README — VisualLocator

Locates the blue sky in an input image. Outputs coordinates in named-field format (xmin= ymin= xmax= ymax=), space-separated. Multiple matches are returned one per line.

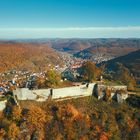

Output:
xmin=0 ymin=0 xmax=140 ymax=38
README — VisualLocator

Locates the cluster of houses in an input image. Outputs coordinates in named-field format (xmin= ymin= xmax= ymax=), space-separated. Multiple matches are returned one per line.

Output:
xmin=0 ymin=72 xmax=19 ymax=95
xmin=0 ymin=70 xmax=51 ymax=97
xmin=60 ymin=52 xmax=85 ymax=68
xmin=92 ymin=55 xmax=114 ymax=64
xmin=0 ymin=55 xmax=129 ymax=111
xmin=0 ymin=57 xmax=84 ymax=97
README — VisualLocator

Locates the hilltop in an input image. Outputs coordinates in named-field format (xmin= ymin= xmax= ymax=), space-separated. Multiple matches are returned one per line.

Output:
xmin=74 ymin=39 xmax=140 ymax=62
xmin=50 ymin=39 xmax=91 ymax=54
xmin=11 ymin=39 xmax=140 ymax=59
xmin=29 ymin=39 xmax=140 ymax=56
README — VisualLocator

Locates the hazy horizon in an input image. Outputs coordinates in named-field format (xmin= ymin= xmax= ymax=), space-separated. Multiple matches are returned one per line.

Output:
xmin=0 ymin=0 xmax=140 ymax=38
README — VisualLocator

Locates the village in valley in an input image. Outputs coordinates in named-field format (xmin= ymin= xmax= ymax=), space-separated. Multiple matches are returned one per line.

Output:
xmin=0 ymin=52 xmax=132 ymax=111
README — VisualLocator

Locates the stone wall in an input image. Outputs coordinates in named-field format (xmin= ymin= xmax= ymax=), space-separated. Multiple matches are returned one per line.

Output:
xmin=13 ymin=83 xmax=95 ymax=101
xmin=0 ymin=100 xmax=7 ymax=111
xmin=93 ymin=84 xmax=128 ymax=102
xmin=13 ymin=88 xmax=37 ymax=100
xmin=13 ymin=83 xmax=128 ymax=103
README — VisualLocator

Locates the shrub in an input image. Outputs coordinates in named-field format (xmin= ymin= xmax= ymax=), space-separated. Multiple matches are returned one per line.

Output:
xmin=7 ymin=123 xmax=19 ymax=139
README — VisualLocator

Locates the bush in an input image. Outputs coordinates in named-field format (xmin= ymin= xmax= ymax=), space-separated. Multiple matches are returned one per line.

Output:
xmin=7 ymin=123 xmax=19 ymax=139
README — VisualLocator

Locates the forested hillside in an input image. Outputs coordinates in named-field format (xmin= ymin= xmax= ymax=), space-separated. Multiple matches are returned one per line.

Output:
xmin=103 ymin=50 xmax=140 ymax=88
xmin=0 ymin=96 xmax=140 ymax=139
xmin=74 ymin=39 xmax=140 ymax=60
xmin=0 ymin=41 xmax=63 ymax=72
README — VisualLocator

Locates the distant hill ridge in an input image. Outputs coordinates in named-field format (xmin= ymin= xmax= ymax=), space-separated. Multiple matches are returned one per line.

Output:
xmin=103 ymin=49 xmax=140 ymax=80
xmin=74 ymin=39 xmax=140 ymax=60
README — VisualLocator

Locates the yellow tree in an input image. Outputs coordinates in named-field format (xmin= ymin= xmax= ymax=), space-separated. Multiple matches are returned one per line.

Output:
xmin=8 ymin=123 xmax=20 ymax=140
xmin=45 ymin=70 xmax=61 ymax=88
xmin=80 ymin=61 xmax=101 ymax=82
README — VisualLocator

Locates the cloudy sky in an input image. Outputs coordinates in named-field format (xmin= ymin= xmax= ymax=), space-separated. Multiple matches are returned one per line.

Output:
xmin=0 ymin=0 xmax=140 ymax=38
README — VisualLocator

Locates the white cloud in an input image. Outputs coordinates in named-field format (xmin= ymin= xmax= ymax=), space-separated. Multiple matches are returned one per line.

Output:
xmin=0 ymin=26 xmax=140 ymax=38
xmin=0 ymin=26 xmax=140 ymax=32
